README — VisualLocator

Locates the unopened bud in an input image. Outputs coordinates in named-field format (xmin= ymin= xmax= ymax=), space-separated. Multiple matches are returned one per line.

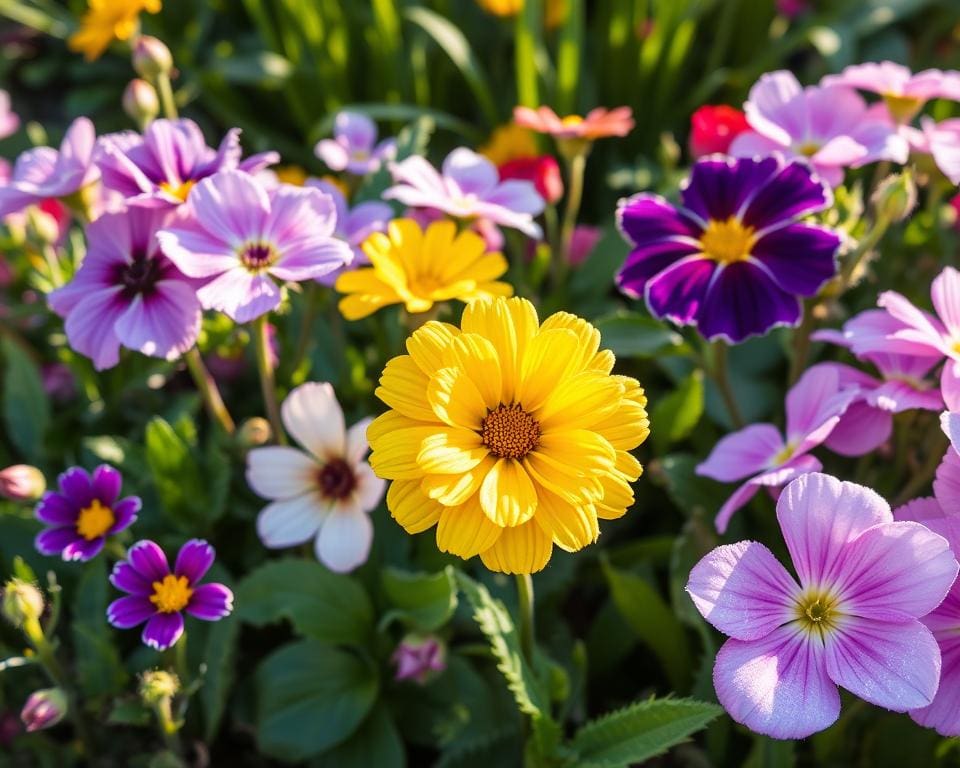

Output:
xmin=20 ymin=689 xmax=67 ymax=732
xmin=139 ymin=670 xmax=180 ymax=706
xmin=2 ymin=579 xmax=44 ymax=627
xmin=391 ymin=634 xmax=446 ymax=684
xmin=238 ymin=417 xmax=272 ymax=449
xmin=0 ymin=465 xmax=46 ymax=502
xmin=132 ymin=35 xmax=173 ymax=79
xmin=123 ymin=79 xmax=159 ymax=127
xmin=871 ymin=170 xmax=917 ymax=223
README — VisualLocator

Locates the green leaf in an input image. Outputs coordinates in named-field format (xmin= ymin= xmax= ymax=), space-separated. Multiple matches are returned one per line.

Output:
xmin=256 ymin=640 xmax=378 ymax=762
xmin=200 ymin=614 xmax=239 ymax=742
xmin=380 ymin=566 xmax=458 ymax=633
xmin=73 ymin=558 xmax=127 ymax=698
xmin=1 ymin=337 xmax=50 ymax=461
xmin=236 ymin=558 xmax=373 ymax=646
xmin=107 ymin=699 xmax=152 ymax=727
xmin=592 ymin=312 xmax=688 ymax=359
xmin=651 ymin=370 xmax=705 ymax=453
xmin=12 ymin=555 xmax=37 ymax=584
xmin=313 ymin=702 xmax=405 ymax=768
xmin=570 ymin=697 xmax=722 ymax=768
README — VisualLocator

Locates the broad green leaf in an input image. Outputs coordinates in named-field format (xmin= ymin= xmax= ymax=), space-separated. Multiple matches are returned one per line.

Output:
xmin=593 ymin=312 xmax=687 ymax=359
xmin=651 ymin=370 xmax=705 ymax=453
xmin=201 ymin=614 xmax=239 ymax=742
xmin=107 ymin=699 xmax=152 ymax=727
xmin=313 ymin=702 xmax=405 ymax=768
xmin=652 ymin=453 xmax=729 ymax=520
xmin=256 ymin=640 xmax=378 ymax=762
xmin=380 ymin=565 xmax=458 ymax=633
xmin=236 ymin=558 xmax=373 ymax=646
xmin=73 ymin=558 xmax=127 ymax=698
xmin=571 ymin=697 xmax=722 ymax=768
xmin=2 ymin=337 xmax=50 ymax=461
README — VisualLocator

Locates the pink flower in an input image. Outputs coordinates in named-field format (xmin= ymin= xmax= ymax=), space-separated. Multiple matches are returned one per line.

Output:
xmin=20 ymin=689 xmax=66 ymax=733
xmin=687 ymin=472 xmax=958 ymax=739
xmin=315 ymin=112 xmax=396 ymax=175
xmin=697 ymin=365 xmax=857 ymax=532
xmin=730 ymin=71 xmax=908 ymax=187
xmin=392 ymin=635 xmax=446 ymax=684
xmin=513 ymin=105 xmax=634 ymax=140
xmin=910 ymin=117 xmax=960 ymax=185
xmin=568 ymin=224 xmax=602 ymax=266
xmin=0 ymin=90 xmax=19 ymax=140
xmin=689 ymin=105 xmax=750 ymax=158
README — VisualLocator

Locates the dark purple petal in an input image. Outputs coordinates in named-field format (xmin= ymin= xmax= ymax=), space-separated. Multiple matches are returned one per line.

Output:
xmin=35 ymin=526 xmax=81 ymax=557
xmin=58 ymin=467 xmax=93 ymax=507
xmin=741 ymin=159 xmax=832 ymax=230
xmin=697 ymin=262 xmax=801 ymax=343
xmin=616 ymin=240 xmax=702 ymax=299
xmin=127 ymin=540 xmax=170 ymax=582
xmin=107 ymin=595 xmax=155 ymax=629
xmin=108 ymin=496 xmax=141 ymax=534
xmin=142 ymin=612 xmax=184 ymax=651
xmin=174 ymin=539 xmax=215 ymax=584
xmin=110 ymin=560 xmax=154 ymax=596
xmin=681 ymin=155 xmax=783 ymax=223
xmin=90 ymin=464 xmax=122 ymax=505
xmin=750 ymin=223 xmax=840 ymax=296
xmin=616 ymin=194 xmax=701 ymax=245
xmin=62 ymin=537 xmax=105 ymax=562
xmin=186 ymin=583 xmax=234 ymax=621
xmin=35 ymin=492 xmax=78 ymax=526
xmin=645 ymin=256 xmax=717 ymax=325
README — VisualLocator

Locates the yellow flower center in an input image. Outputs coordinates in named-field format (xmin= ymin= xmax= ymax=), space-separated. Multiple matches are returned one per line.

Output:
xmin=796 ymin=141 xmax=820 ymax=157
xmin=481 ymin=403 xmax=541 ymax=459
xmin=795 ymin=589 xmax=841 ymax=636
xmin=883 ymin=93 xmax=923 ymax=124
xmin=772 ymin=442 xmax=796 ymax=465
xmin=76 ymin=499 xmax=115 ymax=541
xmin=149 ymin=574 xmax=193 ymax=614
xmin=561 ymin=115 xmax=584 ymax=127
xmin=699 ymin=218 xmax=756 ymax=264
xmin=159 ymin=180 xmax=196 ymax=203
xmin=239 ymin=241 xmax=279 ymax=273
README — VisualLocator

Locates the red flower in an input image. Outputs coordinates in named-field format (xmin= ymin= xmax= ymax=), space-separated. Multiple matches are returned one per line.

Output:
xmin=498 ymin=155 xmax=564 ymax=205
xmin=689 ymin=105 xmax=750 ymax=159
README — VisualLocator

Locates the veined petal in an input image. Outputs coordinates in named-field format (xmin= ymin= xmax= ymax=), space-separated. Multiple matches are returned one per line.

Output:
xmin=376 ymin=355 xmax=436 ymax=422
xmin=479 ymin=518 xmax=553 ymax=574
xmin=406 ymin=321 xmax=460 ymax=376
xmin=910 ymin=635 xmax=960 ymax=736
xmin=533 ymin=489 xmax=599 ymax=552
xmin=522 ymin=451 xmax=603 ymax=504
xmin=697 ymin=424 xmax=786 ymax=482
xmin=535 ymin=371 xmax=624 ymax=431
xmin=367 ymin=413 xmax=438 ymax=479
xmin=479 ymin=458 xmax=538 ymax=527
xmin=442 ymin=333 xmax=503 ymax=410
xmin=462 ymin=297 xmax=539 ymax=403
xmin=436 ymin=495 xmax=502 ymax=559
xmin=536 ymin=430 xmax=617 ymax=473
xmin=420 ymin=455 xmax=496 ymax=506
xmin=539 ymin=312 xmax=601 ymax=373
xmin=416 ymin=428 xmax=488 ymax=474
xmin=281 ymin=382 xmax=345 ymax=460
xmin=427 ymin=366 xmax=488 ymax=430
xmin=387 ymin=480 xmax=443 ymax=534
xmin=595 ymin=471 xmax=635 ymax=520
xmin=517 ymin=328 xmax=580 ymax=412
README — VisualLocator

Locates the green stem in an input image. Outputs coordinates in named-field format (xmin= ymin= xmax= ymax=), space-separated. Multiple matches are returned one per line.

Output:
xmin=253 ymin=315 xmax=286 ymax=444
xmin=515 ymin=573 xmax=535 ymax=665
xmin=153 ymin=696 xmax=182 ymax=755
xmin=155 ymin=72 xmax=178 ymax=120
xmin=787 ymin=300 xmax=816 ymax=387
xmin=839 ymin=215 xmax=891 ymax=289
xmin=184 ymin=348 xmax=235 ymax=435
xmin=556 ymin=150 xmax=587 ymax=289
xmin=41 ymin=244 xmax=64 ymax=287
xmin=290 ymin=283 xmax=321 ymax=376
xmin=709 ymin=341 xmax=744 ymax=429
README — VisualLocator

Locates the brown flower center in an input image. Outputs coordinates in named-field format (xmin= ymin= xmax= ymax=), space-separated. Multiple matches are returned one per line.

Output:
xmin=317 ymin=458 xmax=356 ymax=500
xmin=481 ymin=403 xmax=541 ymax=459
xmin=239 ymin=241 xmax=278 ymax=273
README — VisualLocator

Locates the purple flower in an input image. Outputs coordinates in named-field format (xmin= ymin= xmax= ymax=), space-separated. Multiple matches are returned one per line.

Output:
xmin=304 ymin=179 xmax=392 ymax=285
xmin=48 ymin=206 xmax=201 ymax=371
xmin=616 ymin=154 xmax=841 ymax=343
xmin=697 ymin=365 xmax=856 ymax=532
xmin=729 ymin=71 xmax=908 ymax=186
xmin=20 ymin=689 xmax=66 ymax=733
xmin=34 ymin=465 xmax=140 ymax=562
xmin=384 ymin=147 xmax=545 ymax=239
xmin=107 ymin=539 xmax=233 ymax=651
xmin=687 ymin=472 xmax=958 ymax=739
xmin=0 ymin=90 xmax=19 ymax=140
xmin=0 ymin=117 xmax=99 ymax=217
xmin=315 ymin=112 xmax=396 ymax=175
xmin=392 ymin=635 xmax=446 ymax=684
xmin=156 ymin=171 xmax=353 ymax=323
xmin=909 ymin=117 xmax=960 ymax=185
xmin=96 ymin=118 xmax=278 ymax=208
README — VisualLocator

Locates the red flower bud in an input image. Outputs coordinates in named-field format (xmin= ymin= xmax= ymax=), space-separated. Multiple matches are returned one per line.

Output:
xmin=689 ymin=105 xmax=750 ymax=159
xmin=498 ymin=155 xmax=564 ymax=205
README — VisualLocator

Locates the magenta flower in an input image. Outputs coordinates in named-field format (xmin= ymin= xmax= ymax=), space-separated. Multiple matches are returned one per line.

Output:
xmin=107 ymin=539 xmax=233 ymax=651
xmin=0 ymin=90 xmax=19 ymax=140
xmin=616 ymin=154 xmax=841 ymax=343
xmin=697 ymin=365 xmax=856 ymax=532
xmin=20 ymin=689 xmax=66 ymax=733
xmin=0 ymin=117 xmax=98 ymax=217
xmin=48 ymin=206 xmax=201 ymax=370
xmin=384 ymin=147 xmax=545 ymax=239
xmin=34 ymin=465 xmax=140 ymax=562
xmin=729 ymin=71 xmax=908 ymax=187
xmin=909 ymin=117 xmax=960 ymax=185
xmin=305 ymin=178 xmax=392 ymax=285
xmin=392 ymin=635 xmax=446 ymax=684
xmin=315 ymin=112 xmax=396 ymax=175
xmin=688 ymin=472 xmax=958 ymax=739
xmin=156 ymin=171 xmax=352 ymax=322
xmin=96 ymin=118 xmax=278 ymax=208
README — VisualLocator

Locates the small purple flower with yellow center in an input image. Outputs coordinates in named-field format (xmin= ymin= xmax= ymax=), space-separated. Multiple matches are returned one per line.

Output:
xmin=34 ymin=465 xmax=140 ymax=562
xmin=156 ymin=171 xmax=353 ymax=323
xmin=687 ymin=472 xmax=958 ymax=739
xmin=107 ymin=539 xmax=233 ymax=651
xmin=616 ymin=154 xmax=841 ymax=343
xmin=315 ymin=112 xmax=396 ymax=175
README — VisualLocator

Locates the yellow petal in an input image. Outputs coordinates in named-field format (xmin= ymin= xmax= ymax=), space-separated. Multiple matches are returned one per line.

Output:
xmin=537 ymin=430 xmax=617 ymax=473
xmin=416 ymin=428 xmax=488 ymax=474
xmin=522 ymin=451 xmax=602 ymax=504
xmin=436 ymin=494 xmax=503 ymax=559
xmin=427 ymin=366 xmax=488 ymax=429
xmin=479 ymin=518 xmax=553 ymax=574
xmin=596 ymin=471 xmax=635 ymax=520
xmin=376 ymin=355 xmax=436 ymax=422
xmin=589 ymin=349 xmax=616 ymax=374
xmin=443 ymin=333 xmax=503 ymax=410
xmin=469 ymin=281 xmax=515 ymax=299
xmin=406 ymin=321 xmax=460 ymax=376
xmin=517 ymin=328 xmax=579 ymax=412
xmin=479 ymin=458 xmax=537 ymax=527
xmin=616 ymin=450 xmax=643 ymax=481
xmin=387 ymin=480 xmax=443 ymax=534
xmin=540 ymin=311 xmax=601 ymax=372
xmin=420 ymin=455 xmax=496 ymax=506
xmin=536 ymin=371 xmax=624 ymax=430
xmin=367 ymin=412 xmax=436 ymax=479
xmin=461 ymin=297 xmax=539 ymax=403
xmin=594 ymin=384 xmax=650 ymax=450
xmin=422 ymin=220 xmax=461 ymax=276
xmin=533 ymin=490 xmax=599 ymax=552
xmin=445 ymin=249 xmax=508 ymax=285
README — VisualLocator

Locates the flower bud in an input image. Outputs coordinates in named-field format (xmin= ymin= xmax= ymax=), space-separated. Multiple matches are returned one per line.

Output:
xmin=689 ymin=105 xmax=750 ymax=159
xmin=2 ymin=579 xmax=44 ymax=627
xmin=238 ymin=417 xmax=272 ymax=449
xmin=20 ymin=689 xmax=67 ymax=732
xmin=871 ymin=170 xmax=917 ymax=223
xmin=132 ymin=35 xmax=173 ymax=79
xmin=498 ymin=155 xmax=564 ymax=205
xmin=391 ymin=635 xmax=446 ymax=684
xmin=123 ymin=79 xmax=159 ymax=127
xmin=0 ymin=465 xmax=46 ymax=502
xmin=139 ymin=670 xmax=180 ymax=706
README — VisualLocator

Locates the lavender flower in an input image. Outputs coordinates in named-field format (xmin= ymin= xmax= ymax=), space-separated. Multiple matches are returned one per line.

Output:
xmin=315 ymin=112 xmax=396 ymax=175
xmin=0 ymin=90 xmax=19 ymax=140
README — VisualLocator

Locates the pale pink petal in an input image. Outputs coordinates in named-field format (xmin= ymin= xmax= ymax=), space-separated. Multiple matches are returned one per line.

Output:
xmin=246 ymin=446 xmax=318 ymax=500
xmin=351 ymin=462 xmax=386 ymax=514
xmin=256 ymin=493 xmax=329 ymax=548
xmin=195 ymin=268 xmax=279 ymax=323
xmin=931 ymin=266 xmax=960 ymax=339
xmin=188 ymin=170 xmax=270 ymax=245
xmin=696 ymin=424 xmax=786 ymax=483
xmin=728 ymin=131 xmax=785 ymax=158
xmin=281 ymin=382 xmax=345 ymax=459
xmin=316 ymin=510 xmax=373 ymax=573
xmin=941 ymin=410 xmax=960 ymax=456
xmin=344 ymin=417 xmax=373 ymax=465
xmin=878 ymin=290 xmax=950 ymax=355
xmin=823 ymin=401 xmax=892 ymax=457
xmin=743 ymin=71 xmax=805 ymax=147
xmin=934 ymin=448 xmax=960 ymax=510
xmin=942 ymin=365 xmax=960 ymax=412
xmin=786 ymin=365 xmax=857 ymax=452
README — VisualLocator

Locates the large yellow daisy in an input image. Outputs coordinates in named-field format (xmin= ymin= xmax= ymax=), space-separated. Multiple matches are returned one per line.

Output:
xmin=68 ymin=0 xmax=162 ymax=61
xmin=367 ymin=296 xmax=650 ymax=574
xmin=335 ymin=219 xmax=512 ymax=321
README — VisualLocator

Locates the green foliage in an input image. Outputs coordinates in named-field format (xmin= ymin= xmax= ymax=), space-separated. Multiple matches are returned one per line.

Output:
xmin=72 ymin=558 xmax=127 ymax=699
xmin=592 ymin=312 xmax=690 ymax=360
xmin=651 ymin=369 xmax=705 ymax=454
xmin=313 ymin=702 xmax=406 ymax=768
xmin=380 ymin=565 xmax=458 ymax=633
xmin=2 ymin=336 xmax=50 ymax=462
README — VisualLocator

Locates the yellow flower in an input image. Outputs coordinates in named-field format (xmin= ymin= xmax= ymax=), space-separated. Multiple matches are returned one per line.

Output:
xmin=479 ymin=123 xmax=539 ymax=167
xmin=274 ymin=165 xmax=308 ymax=186
xmin=475 ymin=0 xmax=568 ymax=28
xmin=367 ymin=297 xmax=650 ymax=574
xmin=68 ymin=0 xmax=162 ymax=61
xmin=335 ymin=219 xmax=513 ymax=321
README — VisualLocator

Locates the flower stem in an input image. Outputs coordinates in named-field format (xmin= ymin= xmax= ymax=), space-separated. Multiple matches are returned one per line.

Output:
xmin=253 ymin=315 xmax=286 ymax=444
xmin=555 ymin=150 xmax=587 ymax=289
xmin=709 ymin=341 xmax=744 ymax=429
xmin=787 ymin=301 xmax=816 ymax=387
xmin=515 ymin=573 xmax=535 ymax=665
xmin=184 ymin=348 xmax=235 ymax=436
xmin=839 ymin=214 xmax=891 ymax=289
xmin=156 ymin=72 xmax=178 ymax=121
xmin=290 ymin=283 xmax=321 ymax=377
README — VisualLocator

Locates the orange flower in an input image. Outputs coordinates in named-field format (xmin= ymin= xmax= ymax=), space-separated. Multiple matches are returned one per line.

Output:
xmin=68 ymin=0 xmax=162 ymax=61
xmin=514 ymin=105 xmax=635 ymax=141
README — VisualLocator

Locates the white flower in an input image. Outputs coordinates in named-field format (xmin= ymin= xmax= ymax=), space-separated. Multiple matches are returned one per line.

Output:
xmin=246 ymin=382 xmax=385 ymax=573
